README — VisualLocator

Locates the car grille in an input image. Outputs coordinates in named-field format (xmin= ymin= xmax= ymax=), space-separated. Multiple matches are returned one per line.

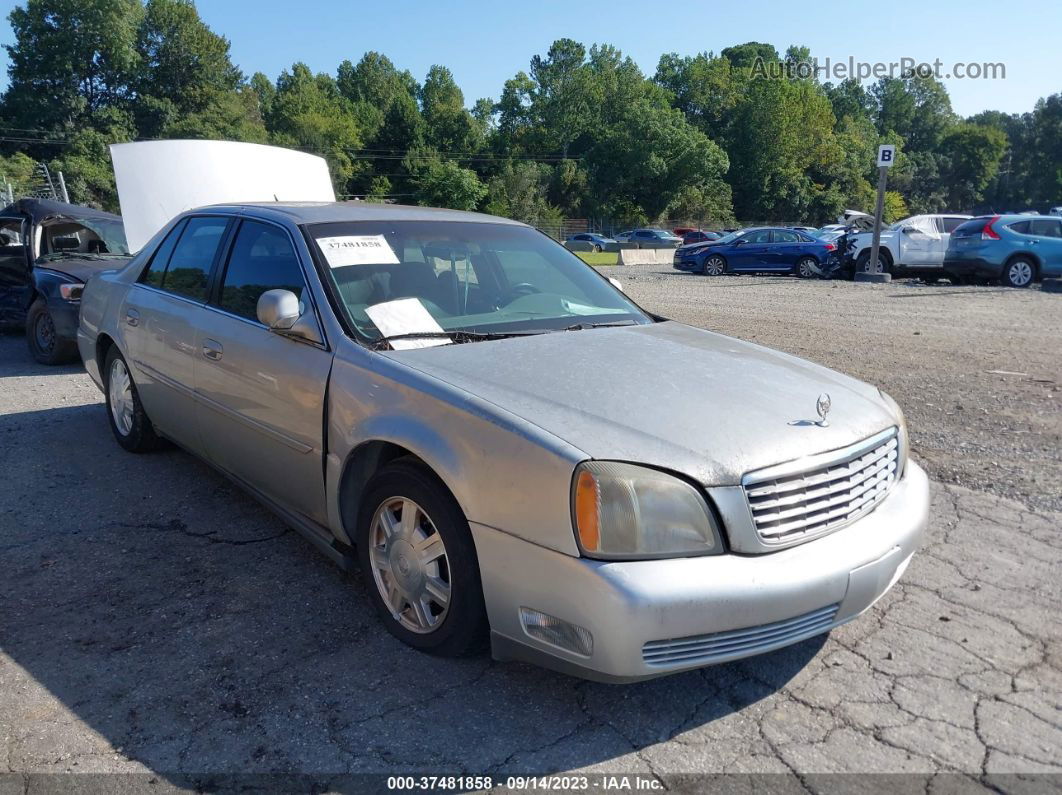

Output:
xmin=642 ymin=603 xmax=840 ymax=667
xmin=742 ymin=429 xmax=899 ymax=544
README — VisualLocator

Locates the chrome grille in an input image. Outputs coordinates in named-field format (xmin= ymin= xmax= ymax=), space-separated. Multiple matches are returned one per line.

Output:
xmin=642 ymin=603 xmax=840 ymax=667
xmin=743 ymin=429 xmax=899 ymax=543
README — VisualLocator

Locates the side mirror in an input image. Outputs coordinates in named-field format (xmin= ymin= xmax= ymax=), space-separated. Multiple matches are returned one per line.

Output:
xmin=608 ymin=277 xmax=624 ymax=293
xmin=902 ymin=226 xmax=920 ymax=235
xmin=257 ymin=289 xmax=301 ymax=329
xmin=733 ymin=239 xmax=747 ymax=246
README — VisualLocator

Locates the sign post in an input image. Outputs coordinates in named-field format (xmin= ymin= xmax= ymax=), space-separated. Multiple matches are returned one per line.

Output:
xmin=855 ymin=144 xmax=896 ymax=284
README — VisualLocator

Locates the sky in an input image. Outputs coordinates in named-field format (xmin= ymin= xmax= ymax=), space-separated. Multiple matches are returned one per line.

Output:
xmin=0 ymin=0 xmax=1058 ymax=118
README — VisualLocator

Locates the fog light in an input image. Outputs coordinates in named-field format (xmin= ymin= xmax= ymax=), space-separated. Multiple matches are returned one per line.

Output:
xmin=519 ymin=607 xmax=593 ymax=657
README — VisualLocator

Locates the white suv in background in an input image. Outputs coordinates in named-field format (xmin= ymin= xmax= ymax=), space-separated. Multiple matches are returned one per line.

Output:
xmin=850 ymin=214 xmax=971 ymax=278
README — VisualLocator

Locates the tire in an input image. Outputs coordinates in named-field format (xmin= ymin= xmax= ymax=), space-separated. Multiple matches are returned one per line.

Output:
xmin=1002 ymin=257 xmax=1035 ymax=288
xmin=855 ymin=249 xmax=890 ymax=275
xmin=103 ymin=346 xmax=165 ymax=453
xmin=356 ymin=459 xmax=488 ymax=657
xmin=703 ymin=255 xmax=726 ymax=276
xmin=25 ymin=299 xmax=77 ymax=365
xmin=795 ymin=256 xmax=818 ymax=279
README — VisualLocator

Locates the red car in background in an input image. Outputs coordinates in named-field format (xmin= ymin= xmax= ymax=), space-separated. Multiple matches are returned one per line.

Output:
xmin=682 ymin=229 xmax=722 ymax=245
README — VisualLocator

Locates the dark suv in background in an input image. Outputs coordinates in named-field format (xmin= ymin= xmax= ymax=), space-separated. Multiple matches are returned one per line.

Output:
xmin=945 ymin=215 xmax=1062 ymax=287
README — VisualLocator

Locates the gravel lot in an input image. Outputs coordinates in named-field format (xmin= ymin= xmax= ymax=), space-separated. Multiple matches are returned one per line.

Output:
xmin=1 ymin=274 xmax=1060 ymax=790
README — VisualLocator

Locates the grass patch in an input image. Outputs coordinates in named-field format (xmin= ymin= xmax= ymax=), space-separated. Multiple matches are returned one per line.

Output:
xmin=574 ymin=251 xmax=619 ymax=266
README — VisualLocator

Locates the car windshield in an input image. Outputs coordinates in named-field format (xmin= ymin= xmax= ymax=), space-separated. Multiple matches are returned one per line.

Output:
xmin=308 ymin=220 xmax=650 ymax=344
xmin=713 ymin=230 xmax=744 ymax=244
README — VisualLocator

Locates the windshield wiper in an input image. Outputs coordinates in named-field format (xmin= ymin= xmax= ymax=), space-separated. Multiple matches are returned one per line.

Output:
xmin=561 ymin=320 xmax=641 ymax=331
xmin=370 ymin=330 xmax=542 ymax=350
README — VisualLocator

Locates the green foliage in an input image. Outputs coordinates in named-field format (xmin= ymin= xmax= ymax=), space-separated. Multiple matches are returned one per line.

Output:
xmin=0 ymin=7 xmax=1053 ymax=223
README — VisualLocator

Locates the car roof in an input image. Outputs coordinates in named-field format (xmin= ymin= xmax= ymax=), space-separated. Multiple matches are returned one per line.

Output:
xmin=196 ymin=201 xmax=525 ymax=227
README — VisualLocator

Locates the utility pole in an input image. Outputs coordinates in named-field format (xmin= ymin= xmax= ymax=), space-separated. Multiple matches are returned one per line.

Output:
xmin=855 ymin=144 xmax=896 ymax=284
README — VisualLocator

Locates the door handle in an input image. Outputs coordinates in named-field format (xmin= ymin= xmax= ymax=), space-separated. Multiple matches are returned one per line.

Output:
xmin=201 ymin=339 xmax=223 ymax=361
xmin=125 ymin=308 xmax=140 ymax=327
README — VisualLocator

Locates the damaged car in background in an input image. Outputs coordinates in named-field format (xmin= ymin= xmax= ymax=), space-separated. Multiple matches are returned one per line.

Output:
xmin=0 ymin=198 xmax=129 ymax=363
xmin=78 ymin=196 xmax=929 ymax=682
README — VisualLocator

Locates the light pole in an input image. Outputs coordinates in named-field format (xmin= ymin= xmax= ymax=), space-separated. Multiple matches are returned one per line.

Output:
xmin=855 ymin=144 xmax=896 ymax=284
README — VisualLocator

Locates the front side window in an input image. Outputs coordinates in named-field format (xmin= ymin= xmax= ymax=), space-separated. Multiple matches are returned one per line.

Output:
xmin=743 ymin=230 xmax=772 ymax=244
xmin=307 ymin=221 xmax=649 ymax=344
xmin=217 ymin=220 xmax=306 ymax=322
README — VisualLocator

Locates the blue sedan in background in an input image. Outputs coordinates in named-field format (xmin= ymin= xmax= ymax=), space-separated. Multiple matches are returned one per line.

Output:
xmin=673 ymin=227 xmax=838 ymax=278
xmin=945 ymin=214 xmax=1062 ymax=287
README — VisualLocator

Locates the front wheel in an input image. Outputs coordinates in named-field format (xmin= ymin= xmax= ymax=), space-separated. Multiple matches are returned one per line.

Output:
xmin=855 ymin=250 xmax=889 ymax=274
xmin=26 ymin=299 xmax=77 ymax=365
xmin=356 ymin=460 xmax=488 ymax=656
xmin=1002 ymin=258 xmax=1035 ymax=288
xmin=104 ymin=347 xmax=165 ymax=453
xmin=795 ymin=257 xmax=818 ymax=279
xmin=703 ymin=255 xmax=726 ymax=276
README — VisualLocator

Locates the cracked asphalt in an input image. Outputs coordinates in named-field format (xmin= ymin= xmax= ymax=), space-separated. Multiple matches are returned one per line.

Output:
xmin=1 ymin=274 xmax=1060 ymax=791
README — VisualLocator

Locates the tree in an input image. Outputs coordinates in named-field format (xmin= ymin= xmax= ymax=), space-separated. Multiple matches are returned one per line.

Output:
xmin=266 ymin=63 xmax=363 ymax=190
xmin=420 ymin=65 xmax=479 ymax=153
xmin=938 ymin=123 xmax=1007 ymax=211
xmin=2 ymin=0 xmax=142 ymax=136
xmin=484 ymin=160 xmax=561 ymax=224
xmin=409 ymin=151 xmax=486 ymax=210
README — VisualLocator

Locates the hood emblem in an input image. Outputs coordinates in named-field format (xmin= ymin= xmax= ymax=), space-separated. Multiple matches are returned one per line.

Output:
xmin=815 ymin=393 xmax=832 ymax=427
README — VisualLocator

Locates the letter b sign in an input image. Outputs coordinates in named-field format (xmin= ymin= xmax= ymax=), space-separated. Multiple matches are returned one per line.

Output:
xmin=877 ymin=145 xmax=896 ymax=168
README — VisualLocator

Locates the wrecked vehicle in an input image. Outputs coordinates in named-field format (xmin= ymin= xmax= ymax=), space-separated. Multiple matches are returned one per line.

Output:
xmin=78 ymin=200 xmax=929 ymax=682
xmin=0 ymin=198 xmax=129 ymax=363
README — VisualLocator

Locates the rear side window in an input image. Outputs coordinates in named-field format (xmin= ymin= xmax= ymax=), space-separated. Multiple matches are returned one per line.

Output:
xmin=941 ymin=217 xmax=967 ymax=233
xmin=1028 ymin=219 xmax=1062 ymax=238
xmin=140 ymin=220 xmax=186 ymax=288
xmin=772 ymin=230 xmax=799 ymax=243
xmin=1007 ymin=221 xmax=1030 ymax=234
xmin=141 ymin=216 xmax=228 ymax=301
xmin=218 ymin=220 xmax=306 ymax=322
xmin=952 ymin=219 xmax=989 ymax=237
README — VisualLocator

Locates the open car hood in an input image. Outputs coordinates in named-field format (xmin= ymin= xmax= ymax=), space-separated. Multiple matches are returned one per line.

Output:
xmin=110 ymin=140 xmax=336 ymax=252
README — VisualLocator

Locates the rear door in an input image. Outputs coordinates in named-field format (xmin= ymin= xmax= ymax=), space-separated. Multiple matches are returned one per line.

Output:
xmin=1028 ymin=218 xmax=1062 ymax=276
xmin=768 ymin=229 xmax=803 ymax=269
xmin=121 ymin=215 xmax=231 ymax=455
xmin=194 ymin=217 xmax=333 ymax=525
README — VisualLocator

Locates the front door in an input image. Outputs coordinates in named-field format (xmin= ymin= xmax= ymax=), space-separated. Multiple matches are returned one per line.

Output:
xmin=121 ymin=215 xmax=231 ymax=455
xmin=194 ymin=218 xmax=332 ymax=525
xmin=897 ymin=217 xmax=940 ymax=266
xmin=732 ymin=229 xmax=773 ymax=270
xmin=0 ymin=215 xmax=30 ymax=325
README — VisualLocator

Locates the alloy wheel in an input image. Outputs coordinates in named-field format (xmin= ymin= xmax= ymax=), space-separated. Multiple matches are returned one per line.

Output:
xmin=797 ymin=258 xmax=817 ymax=278
xmin=704 ymin=256 xmax=725 ymax=276
xmin=1007 ymin=260 xmax=1033 ymax=287
xmin=108 ymin=358 xmax=134 ymax=436
xmin=368 ymin=497 xmax=451 ymax=634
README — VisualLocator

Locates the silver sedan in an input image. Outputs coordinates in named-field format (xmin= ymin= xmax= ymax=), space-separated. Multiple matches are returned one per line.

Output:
xmin=77 ymin=202 xmax=928 ymax=682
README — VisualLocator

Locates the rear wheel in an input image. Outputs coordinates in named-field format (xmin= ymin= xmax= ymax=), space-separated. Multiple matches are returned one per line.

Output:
xmin=104 ymin=347 xmax=165 ymax=453
xmin=356 ymin=460 xmax=488 ymax=656
xmin=703 ymin=255 xmax=726 ymax=276
xmin=26 ymin=299 xmax=77 ymax=365
xmin=795 ymin=257 xmax=818 ymax=279
xmin=1002 ymin=257 xmax=1035 ymax=288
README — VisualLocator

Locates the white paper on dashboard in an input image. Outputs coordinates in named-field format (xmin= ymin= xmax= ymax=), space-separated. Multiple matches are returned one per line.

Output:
xmin=365 ymin=298 xmax=452 ymax=350
xmin=318 ymin=235 xmax=400 ymax=267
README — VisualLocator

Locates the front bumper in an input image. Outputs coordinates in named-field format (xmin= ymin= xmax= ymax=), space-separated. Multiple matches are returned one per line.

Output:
xmin=476 ymin=461 xmax=929 ymax=682
xmin=672 ymin=258 xmax=702 ymax=272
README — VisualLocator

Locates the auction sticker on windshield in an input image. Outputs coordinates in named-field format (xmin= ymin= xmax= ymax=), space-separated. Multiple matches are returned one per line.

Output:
xmin=318 ymin=234 xmax=400 ymax=267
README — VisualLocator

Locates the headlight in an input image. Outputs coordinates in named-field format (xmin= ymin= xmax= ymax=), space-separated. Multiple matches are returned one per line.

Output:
xmin=572 ymin=461 xmax=723 ymax=559
xmin=59 ymin=282 xmax=84 ymax=301
xmin=878 ymin=390 xmax=909 ymax=477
